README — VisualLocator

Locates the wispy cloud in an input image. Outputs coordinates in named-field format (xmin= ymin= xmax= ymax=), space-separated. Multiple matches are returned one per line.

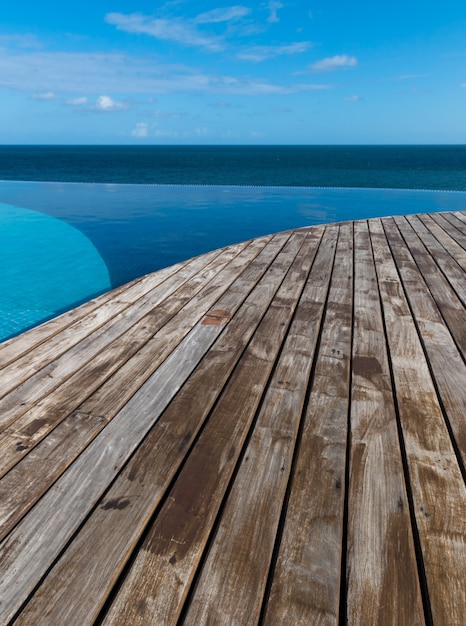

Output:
xmin=32 ymin=91 xmax=59 ymax=100
xmin=195 ymin=6 xmax=251 ymax=24
xmin=105 ymin=12 xmax=224 ymax=51
xmin=344 ymin=95 xmax=363 ymax=102
xmin=237 ymin=41 xmax=312 ymax=62
xmin=268 ymin=1 xmax=283 ymax=23
xmin=0 ymin=47 xmax=330 ymax=97
xmin=65 ymin=96 xmax=88 ymax=106
xmin=131 ymin=122 xmax=149 ymax=137
xmin=310 ymin=55 xmax=358 ymax=72
xmin=0 ymin=34 xmax=42 ymax=50
xmin=105 ymin=7 xmax=251 ymax=52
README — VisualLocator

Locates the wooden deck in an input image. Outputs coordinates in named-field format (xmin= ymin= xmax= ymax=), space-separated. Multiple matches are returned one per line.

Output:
xmin=1 ymin=211 xmax=466 ymax=625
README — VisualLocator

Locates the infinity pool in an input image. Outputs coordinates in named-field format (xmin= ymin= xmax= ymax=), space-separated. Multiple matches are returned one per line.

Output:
xmin=1 ymin=181 xmax=465 ymax=341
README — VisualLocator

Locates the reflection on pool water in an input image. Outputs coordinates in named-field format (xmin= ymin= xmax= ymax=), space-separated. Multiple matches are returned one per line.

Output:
xmin=1 ymin=181 xmax=465 ymax=341
xmin=0 ymin=202 xmax=111 ymax=341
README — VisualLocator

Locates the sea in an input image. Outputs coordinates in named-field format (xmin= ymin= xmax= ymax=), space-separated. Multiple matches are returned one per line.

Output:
xmin=1 ymin=145 xmax=466 ymax=341
xmin=1 ymin=145 xmax=466 ymax=188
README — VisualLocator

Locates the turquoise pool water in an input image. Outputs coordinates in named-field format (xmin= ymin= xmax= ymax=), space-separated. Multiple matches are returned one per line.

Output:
xmin=1 ymin=181 xmax=466 ymax=342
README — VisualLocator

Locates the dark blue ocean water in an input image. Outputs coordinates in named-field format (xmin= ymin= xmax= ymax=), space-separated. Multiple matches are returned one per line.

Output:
xmin=1 ymin=145 xmax=466 ymax=189
xmin=1 ymin=145 xmax=466 ymax=341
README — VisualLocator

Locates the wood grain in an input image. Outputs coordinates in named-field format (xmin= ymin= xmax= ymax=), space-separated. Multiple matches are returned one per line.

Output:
xmin=345 ymin=220 xmax=424 ymax=625
xmin=371 ymin=218 xmax=466 ymax=626
xmin=263 ymin=222 xmax=353 ymax=626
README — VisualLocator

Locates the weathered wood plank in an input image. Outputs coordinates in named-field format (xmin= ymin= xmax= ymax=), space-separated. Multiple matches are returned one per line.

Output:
xmin=14 ymin=229 xmax=321 ymax=626
xmin=452 ymin=210 xmax=466 ymax=225
xmin=345 ymin=220 xmax=423 ymax=625
xmin=99 ymin=229 xmax=334 ymax=625
xmin=183 ymin=227 xmax=340 ymax=625
xmin=395 ymin=215 xmax=466 ymax=358
xmin=384 ymin=218 xmax=466 ymax=465
xmin=405 ymin=214 xmax=466 ymax=306
xmin=371 ymin=217 xmax=466 ymax=626
xmin=263 ymin=222 xmax=353 ymax=625
xmin=437 ymin=211 xmax=466 ymax=250
xmin=423 ymin=213 xmax=466 ymax=272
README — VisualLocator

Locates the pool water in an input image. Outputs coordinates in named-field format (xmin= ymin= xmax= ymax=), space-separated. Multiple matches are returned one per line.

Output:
xmin=1 ymin=181 xmax=465 ymax=342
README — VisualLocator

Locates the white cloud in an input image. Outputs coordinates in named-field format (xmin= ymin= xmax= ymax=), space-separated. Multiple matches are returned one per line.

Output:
xmin=94 ymin=95 xmax=128 ymax=111
xmin=195 ymin=6 xmax=251 ymax=24
xmin=268 ymin=1 xmax=283 ymax=23
xmin=65 ymin=96 xmax=88 ymax=106
xmin=105 ymin=12 xmax=224 ymax=51
xmin=131 ymin=122 xmax=149 ymax=137
xmin=32 ymin=91 xmax=58 ymax=100
xmin=0 ymin=34 xmax=42 ymax=50
xmin=0 ymin=48 xmax=329 ymax=97
xmin=461 ymin=83 xmax=466 ymax=88
xmin=310 ymin=55 xmax=358 ymax=72
xmin=238 ymin=42 xmax=312 ymax=62
xmin=344 ymin=95 xmax=363 ymax=102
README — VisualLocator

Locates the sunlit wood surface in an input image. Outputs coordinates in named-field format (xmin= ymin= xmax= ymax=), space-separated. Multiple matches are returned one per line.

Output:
xmin=1 ymin=211 xmax=465 ymax=625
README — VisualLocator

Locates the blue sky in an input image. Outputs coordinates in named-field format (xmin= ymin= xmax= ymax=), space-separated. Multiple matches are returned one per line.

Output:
xmin=1 ymin=1 xmax=466 ymax=144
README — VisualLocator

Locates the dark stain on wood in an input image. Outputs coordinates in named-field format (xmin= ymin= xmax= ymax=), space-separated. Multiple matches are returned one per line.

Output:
xmin=352 ymin=355 xmax=383 ymax=380
xmin=101 ymin=498 xmax=130 ymax=511
xmin=201 ymin=309 xmax=232 ymax=326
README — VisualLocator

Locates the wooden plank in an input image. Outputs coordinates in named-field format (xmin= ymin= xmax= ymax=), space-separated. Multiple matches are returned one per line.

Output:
xmin=0 ymin=231 xmax=304 ymax=624
xmin=371 ymin=218 xmax=466 ymax=626
xmin=405 ymin=214 xmax=466 ymax=306
xmin=14 ymin=229 xmax=321 ymax=626
xmin=263 ymin=222 xmax=353 ymax=625
xmin=394 ymin=216 xmax=466 ymax=358
xmin=183 ymin=227 xmax=340 ymax=625
xmin=0 ymin=234 xmax=285 ymax=542
xmin=425 ymin=213 xmax=466 ymax=271
xmin=438 ymin=212 xmax=466 ymax=249
xmin=384 ymin=218 xmax=466 ymax=464
xmin=99 ymin=229 xmax=334 ymax=626
xmin=345 ymin=220 xmax=424 ymax=625
xmin=452 ymin=210 xmax=466 ymax=225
